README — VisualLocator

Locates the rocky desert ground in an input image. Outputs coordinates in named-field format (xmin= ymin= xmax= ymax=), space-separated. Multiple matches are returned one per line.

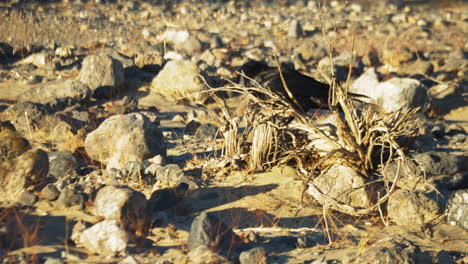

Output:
xmin=0 ymin=0 xmax=467 ymax=263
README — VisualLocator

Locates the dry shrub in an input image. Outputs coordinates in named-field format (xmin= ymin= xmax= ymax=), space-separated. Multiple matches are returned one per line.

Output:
xmin=210 ymin=51 xmax=418 ymax=220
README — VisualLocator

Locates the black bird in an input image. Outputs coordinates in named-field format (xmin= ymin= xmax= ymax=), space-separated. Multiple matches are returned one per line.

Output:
xmin=237 ymin=60 xmax=359 ymax=111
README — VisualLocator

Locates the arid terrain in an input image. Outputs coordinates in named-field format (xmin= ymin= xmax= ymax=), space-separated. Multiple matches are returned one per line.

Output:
xmin=0 ymin=0 xmax=467 ymax=263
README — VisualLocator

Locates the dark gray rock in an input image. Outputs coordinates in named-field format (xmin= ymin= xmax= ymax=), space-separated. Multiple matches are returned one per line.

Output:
xmin=239 ymin=247 xmax=267 ymax=264
xmin=48 ymin=151 xmax=78 ymax=179
xmin=355 ymin=237 xmax=416 ymax=264
xmin=185 ymin=120 xmax=201 ymax=134
xmin=78 ymin=54 xmax=125 ymax=99
xmin=296 ymin=232 xmax=325 ymax=248
xmin=187 ymin=212 xmax=241 ymax=254
xmin=446 ymin=124 xmax=465 ymax=136
xmin=56 ymin=189 xmax=84 ymax=209
xmin=431 ymin=125 xmax=445 ymax=138
xmin=41 ymin=184 xmax=60 ymax=201
xmin=18 ymin=191 xmax=38 ymax=206
xmin=149 ymin=182 xmax=188 ymax=211
xmin=195 ymin=123 xmax=218 ymax=139
xmin=446 ymin=189 xmax=467 ymax=230
xmin=413 ymin=152 xmax=463 ymax=177
xmin=17 ymin=80 xmax=91 ymax=110
xmin=0 ymin=42 xmax=13 ymax=60
xmin=386 ymin=152 xmax=466 ymax=191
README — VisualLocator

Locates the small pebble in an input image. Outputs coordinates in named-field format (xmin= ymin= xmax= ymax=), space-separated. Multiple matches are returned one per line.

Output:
xmin=431 ymin=125 xmax=445 ymax=138
xmin=56 ymin=189 xmax=85 ymax=209
xmin=41 ymin=184 xmax=60 ymax=201
xmin=288 ymin=19 xmax=304 ymax=38
xmin=452 ymin=134 xmax=465 ymax=143
xmin=239 ymin=247 xmax=267 ymax=264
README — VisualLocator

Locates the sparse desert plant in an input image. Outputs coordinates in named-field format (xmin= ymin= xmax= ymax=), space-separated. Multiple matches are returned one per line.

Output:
xmin=207 ymin=7 xmax=420 ymax=226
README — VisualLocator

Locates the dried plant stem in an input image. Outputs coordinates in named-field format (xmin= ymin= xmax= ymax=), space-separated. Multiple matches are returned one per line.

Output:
xmin=322 ymin=205 xmax=333 ymax=244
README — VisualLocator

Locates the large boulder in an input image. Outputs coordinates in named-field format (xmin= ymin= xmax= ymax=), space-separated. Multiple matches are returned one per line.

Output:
xmin=79 ymin=54 xmax=124 ymax=99
xmin=150 ymin=59 xmax=207 ymax=103
xmin=17 ymin=79 xmax=91 ymax=109
xmin=0 ymin=148 xmax=49 ymax=203
xmin=93 ymin=185 xmax=150 ymax=234
xmin=85 ymin=113 xmax=166 ymax=170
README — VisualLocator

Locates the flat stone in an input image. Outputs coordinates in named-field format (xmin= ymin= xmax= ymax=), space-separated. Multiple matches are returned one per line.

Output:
xmin=17 ymin=80 xmax=91 ymax=109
